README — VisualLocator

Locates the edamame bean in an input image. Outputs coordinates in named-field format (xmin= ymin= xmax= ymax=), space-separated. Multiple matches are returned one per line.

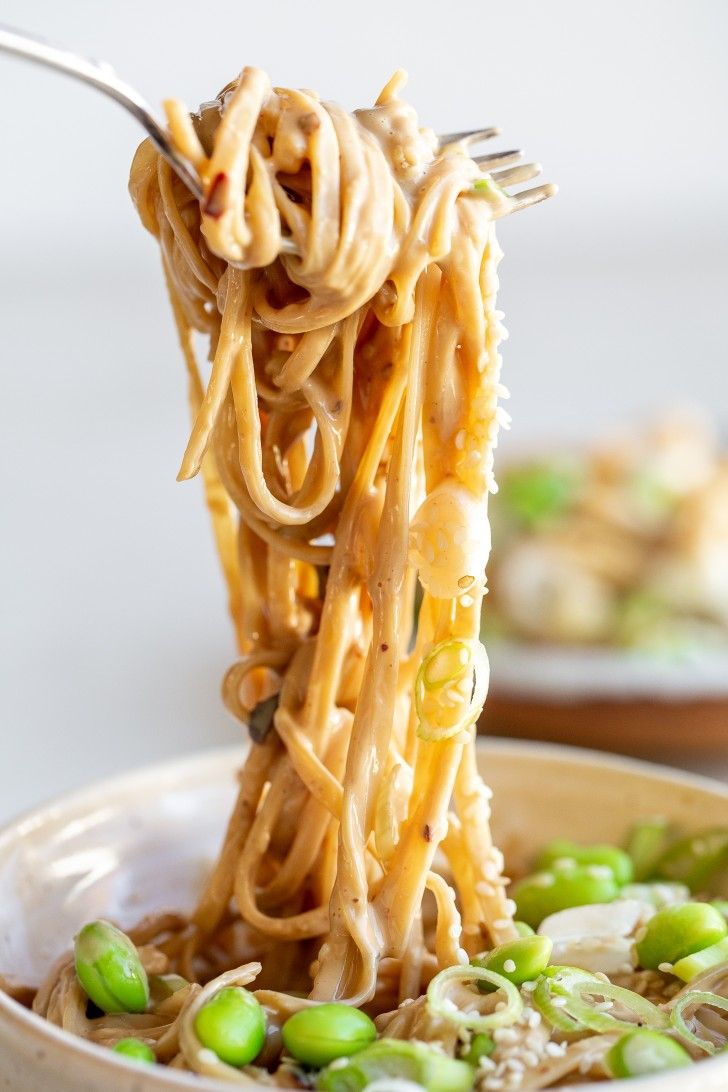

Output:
xmin=624 ymin=817 xmax=673 ymax=882
xmin=536 ymin=840 xmax=633 ymax=885
xmin=654 ymin=828 xmax=728 ymax=892
xmin=281 ymin=1003 xmax=376 ymax=1067
xmin=472 ymin=935 xmax=552 ymax=992
xmin=74 ymin=921 xmax=149 ymax=1014
xmin=194 ymin=987 xmax=266 ymax=1067
xmin=499 ymin=463 xmax=578 ymax=529
xmin=317 ymin=1039 xmax=473 ymax=1092
xmin=112 ymin=1038 xmax=155 ymax=1065
xmin=461 ymin=1032 xmax=494 ymax=1066
xmin=512 ymin=866 xmax=620 ymax=929
xmin=672 ymin=936 xmax=728 ymax=982
xmin=636 ymin=902 xmax=728 ymax=970
xmin=605 ymin=1029 xmax=691 ymax=1078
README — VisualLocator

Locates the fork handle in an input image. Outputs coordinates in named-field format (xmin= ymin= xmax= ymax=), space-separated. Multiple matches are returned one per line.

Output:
xmin=0 ymin=23 xmax=203 ymax=199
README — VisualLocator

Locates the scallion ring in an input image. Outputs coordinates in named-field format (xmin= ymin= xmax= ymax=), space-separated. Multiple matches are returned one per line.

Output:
xmin=533 ymin=967 xmax=668 ymax=1035
xmin=670 ymin=990 xmax=728 ymax=1056
xmin=415 ymin=638 xmax=489 ymax=743
xmin=426 ymin=964 xmax=523 ymax=1031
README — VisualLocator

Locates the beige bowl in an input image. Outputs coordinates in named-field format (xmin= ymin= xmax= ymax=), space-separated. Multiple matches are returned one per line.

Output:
xmin=2 ymin=740 xmax=728 ymax=1090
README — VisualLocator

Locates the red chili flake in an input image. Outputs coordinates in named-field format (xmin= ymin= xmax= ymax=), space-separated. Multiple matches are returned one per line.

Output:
xmin=203 ymin=172 xmax=229 ymax=219
xmin=381 ymin=643 xmax=389 ymax=652
xmin=423 ymin=824 xmax=432 ymax=842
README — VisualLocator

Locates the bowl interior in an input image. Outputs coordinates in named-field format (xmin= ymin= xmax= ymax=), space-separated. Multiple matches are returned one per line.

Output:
xmin=3 ymin=739 xmax=728 ymax=1090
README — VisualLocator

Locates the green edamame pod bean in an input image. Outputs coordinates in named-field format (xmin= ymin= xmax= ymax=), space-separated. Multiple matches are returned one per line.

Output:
xmin=605 ymin=1029 xmax=691 ymax=1078
xmin=513 ymin=921 xmax=535 ymax=937
xmin=194 ymin=987 xmax=266 ymax=1067
xmin=461 ymin=1033 xmax=495 ymax=1066
xmin=512 ymin=866 xmax=620 ymax=929
xmin=317 ymin=1039 xmax=473 ymax=1092
xmin=472 ymin=935 xmax=552 ymax=992
xmin=536 ymin=840 xmax=633 ymax=885
xmin=654 ymin=828 xmax=728 ymax=892
xmin=281 ymin=1003 xmax=376 ymax=1067
xmin=624 ymin=817 xmax=673 ymax=882
xmin=636 ymin=902 xmax=727 ymax=970
xmin=499 ymin=463 xmax=579 ymax=529
xmin=74 ymin=921 xmax=149 ymax=1014
xmin=112 ymin=1038 xmax=155 ymax=1065
xmin=672 ymin=936 xmax=728 ymax=982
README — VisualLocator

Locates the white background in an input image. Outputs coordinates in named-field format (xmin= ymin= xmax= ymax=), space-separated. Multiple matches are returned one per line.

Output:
xmin=1 ymin=0 xmax=727 ymax=821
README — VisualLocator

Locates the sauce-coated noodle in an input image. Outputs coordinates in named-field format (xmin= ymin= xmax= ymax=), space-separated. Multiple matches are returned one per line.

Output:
xmin=24 ymin=67 xmax=547 ymax=1082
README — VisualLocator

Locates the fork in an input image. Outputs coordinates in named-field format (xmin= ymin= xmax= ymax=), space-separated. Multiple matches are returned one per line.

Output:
xmin=0 ymin=22 xmax=555 ymax=234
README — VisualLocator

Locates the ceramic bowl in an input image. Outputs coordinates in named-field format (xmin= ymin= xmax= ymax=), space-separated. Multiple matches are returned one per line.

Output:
xmin=2 ymin=740 xmax=728 ymax=1090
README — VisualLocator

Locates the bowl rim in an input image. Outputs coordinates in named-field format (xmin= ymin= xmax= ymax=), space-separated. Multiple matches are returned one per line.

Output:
xmin=3 ymin=737 xmax=728 ymax=1089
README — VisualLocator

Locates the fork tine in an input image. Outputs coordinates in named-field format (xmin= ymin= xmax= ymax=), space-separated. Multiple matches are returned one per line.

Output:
xmin=491 ymin=162 xmax=542 ymax=187
xmin=509 ymin=182 xmax=558 ymax=212
xmin=439 ymin=126 xmax=501 ymax=145
xmin=473 ymin=149 xmax=522 ymax=169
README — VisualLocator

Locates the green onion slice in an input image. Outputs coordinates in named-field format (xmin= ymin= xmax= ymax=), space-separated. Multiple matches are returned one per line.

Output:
xmin=532 ymin=976 xmax=586 ymax=1033
xmin=427 ymin=964 xmax=523 ymax=1032
xmin=534 ymin=967 xmax=668 ymax=1035
xmin=670 ymin=990 xmax=728 ymax=1055
xmin=415 ymin=638 xmax=489 ymax=743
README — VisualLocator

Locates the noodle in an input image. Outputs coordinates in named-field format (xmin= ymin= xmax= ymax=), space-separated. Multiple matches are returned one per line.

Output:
xmin=17 ymin=67 xmax=576 ymax=1085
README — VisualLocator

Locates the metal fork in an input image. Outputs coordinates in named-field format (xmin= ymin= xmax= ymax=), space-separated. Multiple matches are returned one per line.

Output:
xmin=0 ymin=22 xmax=555 ymax=227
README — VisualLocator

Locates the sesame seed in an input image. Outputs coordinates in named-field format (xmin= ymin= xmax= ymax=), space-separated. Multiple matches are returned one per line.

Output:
xmin=503 ymin=959 xmax=517 ymax=973
xmin=493 ymin=1028 xmax=519 ymax=1044
xmin=586 ymin=865 xmax=614 ymax=880
xmin=545 ymin=1041 xmax=567 ymax=1057
xmin=328 ymin=1057 xmax=350 ymax=1070
xmin=658 ymin=962 xmax=674 ymax=973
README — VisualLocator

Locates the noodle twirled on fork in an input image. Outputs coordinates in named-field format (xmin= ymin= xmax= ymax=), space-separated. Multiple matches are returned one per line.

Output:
xmin=30 ymin=66 xmax=522 ymax=1078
